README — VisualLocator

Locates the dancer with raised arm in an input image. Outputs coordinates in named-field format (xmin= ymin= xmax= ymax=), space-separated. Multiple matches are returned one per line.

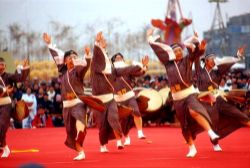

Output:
xmin=147 ymin=28 xmax=219 ymax=157
xmin=111 ymin=53 xmax=148 ymax=145
xmin=91 ymin=32 xmax=145 ymax=152
xmin=194 ymin=45 xmax=250 ymax=151
xmin=43 ymin=33 xmax=92 ymax=160
xmin=0 ymin=57 xmax=30 ymax=158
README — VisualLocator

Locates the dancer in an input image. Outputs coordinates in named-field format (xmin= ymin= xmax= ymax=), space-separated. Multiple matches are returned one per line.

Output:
xmin=147 ymin=28 xmax=219 ymax=157
xmin=0 ymin=57 xmax=30 ymax=158
xmin=43 ymin=33 xmax=91 ymax=160
xmin=91 ymin=32 xmax=144 ymax=152
xmin=194 ymin=46 xmax=250 ymax=151
xmin=111 ymin=53 xmax=148 ymax=145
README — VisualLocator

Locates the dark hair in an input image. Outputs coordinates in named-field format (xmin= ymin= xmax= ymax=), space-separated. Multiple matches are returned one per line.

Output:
xmin=111 ymin=52 xmax=124 ymax=63
xmin=37 ymin=104 xmax=45 ymax=110
xmin=64 ymin=50 xmax=78 ymax=61
xmin=205 ymin=53 xmax=216 ymax=60
xmin=201 ymin=53 xmax=216 ymax=63
xmin=0 ymin=57 xmax=5 ymax=62
xmin=170 ymin=43 xmax=183 ymax=50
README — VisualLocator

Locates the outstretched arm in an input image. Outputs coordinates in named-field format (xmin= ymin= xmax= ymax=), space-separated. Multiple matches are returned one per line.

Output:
xmin=129 ymin=55 xmax=149 ymax=77
xmin=92 ymin=32 xmax=110 ymax=74
xmin=43 ymin=33 xmax=65 ymax=72
xmin=8 ymin=58 xmax=30 ymax=82
xmin=75 ymin=45 xmax=92 ymax=79
xmin=216 ymin=45 xmax=246 ymax=75
xmin=147 ymin=28 xmax=175 ymax=65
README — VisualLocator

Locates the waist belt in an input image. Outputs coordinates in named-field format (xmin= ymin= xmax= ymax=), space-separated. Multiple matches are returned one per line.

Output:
xmin=114 ymin=90 xmax=135 ymax=102
xmin=171 ymin=84 xmax=191 ymax=93
xmin=0 ymin=96 xmax=12 ymax=106
xmin=63 ymin=98 xmax=82 ymax=108
xmin=172 ymin=85 xmax=198 ymax=101
xmin=93 ymin=93 xmax=113 ymax=104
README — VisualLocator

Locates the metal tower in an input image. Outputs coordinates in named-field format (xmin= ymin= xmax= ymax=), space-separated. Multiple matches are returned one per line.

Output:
xmin=166 ymin=0 xmax=183 ymax=21
xmin=210 ymin=0 xmax=228 ymax=30
xmin=208 ymin=0 xmax=229 ymax=55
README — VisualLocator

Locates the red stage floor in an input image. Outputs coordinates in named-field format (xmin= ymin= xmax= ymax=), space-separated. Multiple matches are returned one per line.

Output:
xmin=1 ymin=127 xmax=250 ymax=168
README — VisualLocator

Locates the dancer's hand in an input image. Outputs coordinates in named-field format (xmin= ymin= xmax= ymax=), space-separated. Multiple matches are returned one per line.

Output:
xmin=6 ymin=86 xmax=13 ymax=95
xmin=146 ymin=28 xmax=154 ymax=38
xmin=237 ymin=45 xmax=246 ymax=59
xmin=43 ymin=33 xmax=51 ymax=45
xmin=22 ymin=58 xmax=29 ymax=68
xmin=84 ymin=45 xmax=92 ymax=58
xmin=194 ymin=31 xmax=198 ymax=38
xmin=142 ymin=55 xmax=149 ymax=67
xmin=84 ymin=45 xmax=91 ymax=55
xmin=199 ymin=40 xmax=207 ymax=51
xmin=96 ymin=31 xmax=103 ymax=43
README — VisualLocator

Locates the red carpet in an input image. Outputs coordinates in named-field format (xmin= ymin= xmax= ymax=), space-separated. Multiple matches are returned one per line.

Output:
xmin=1 ymin=127 xmax=250 ymax=168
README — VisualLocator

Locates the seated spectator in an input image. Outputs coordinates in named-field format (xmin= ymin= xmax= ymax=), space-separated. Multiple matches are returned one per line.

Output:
xmin=32 ymin=105 xmax=53 ymax=128
xmin=51 ymin=93 xmax=64 ymax=127
xmin=47 ymin=85 xmax=55 ymax=102
xmin=43 ymin=93 xmax=54 ymax=115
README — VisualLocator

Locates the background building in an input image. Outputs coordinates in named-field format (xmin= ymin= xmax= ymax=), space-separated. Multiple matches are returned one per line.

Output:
xmin=204 ymin=13 xmax=250 ymax=69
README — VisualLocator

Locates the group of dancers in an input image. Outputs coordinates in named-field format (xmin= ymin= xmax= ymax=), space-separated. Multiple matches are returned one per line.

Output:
xmin=0 ymin=27 xmax=249 ymax=160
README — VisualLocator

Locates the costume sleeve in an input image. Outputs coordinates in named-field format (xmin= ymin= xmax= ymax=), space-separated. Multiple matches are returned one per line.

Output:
xmin=214 ymin=56 xmax=240 ymax=66
xmin=74 ymin=55 xmax=91 ymax=79
xmin=148 ymin=35 xmax=176 ymax=65
xmin=184 ymin=35 xmax=205 ymax=62
xmin=215 ymin=55 xmax=241 ymax=76
xmin=7 ymin=66 xmax=30 ymax=83
xmin=92 ymin=44 xmax=106 ymax=73
xmin=115 ymin=65 xmax=142 ymax=77
xmin=194 ymin=57 xmax=203 ymax=78
xmin=217 ymin=63 xmax=234 ymax=76
xmin=0 ymin=85 xmax=6 ymax=96
xmin=47 ymin=43 xmax=66 ymax=73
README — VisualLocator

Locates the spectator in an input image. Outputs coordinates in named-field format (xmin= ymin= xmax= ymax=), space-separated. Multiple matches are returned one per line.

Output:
xmin=32 ymin=105 xmax=53 ymax=128
xmin=47 ymin=85 xmax=55 ymax=102
xmin=21 ymin=87 xmax=37 ymax=128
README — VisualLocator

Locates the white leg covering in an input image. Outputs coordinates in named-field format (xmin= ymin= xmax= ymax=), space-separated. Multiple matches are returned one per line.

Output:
xmin=100 ymin=145 xmax=109 ymax=153
xmin=73 ymin=151 xmax=85 ymax=161
xmin=1 ymin=145 xmax=10 ymax=158
xmin=186 ymin=144 xmax=197 ymax=158
xmin=208 ymin=129 xmax=219 ymax=141
xmin=213 ymin=144 xmax=222 ymax=152
xmin=124 ymin=135 xmax=131 ymax=146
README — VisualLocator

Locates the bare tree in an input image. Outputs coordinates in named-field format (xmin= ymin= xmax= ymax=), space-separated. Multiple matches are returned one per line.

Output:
xmin=8 ymin=23 xmax=25 ymax=59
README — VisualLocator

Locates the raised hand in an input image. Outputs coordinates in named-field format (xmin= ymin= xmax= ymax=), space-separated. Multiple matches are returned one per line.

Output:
xmin=199 ymin=40 xmax=207 ymax=51
xmin=43 ymin=33 xmax=51 ymax=45
xmin=84 ymin=45 xmax=91 ymax=55
xmin=142 ymin=55 xmax=149 ymax=67
xmin=96 ymin=31 xmax=103 ymax=43
xmin=22 ymin=58 xmax=29 ymax=68
xmin=146 ymin=28 xmax=154 ymax=38
xmin=6 ymin=86 xmax=13 ymax=95
xmin=237 ymin=45 xmax=246 ymax=58
xmin=194 ymin=31 xmax=198 ymax=38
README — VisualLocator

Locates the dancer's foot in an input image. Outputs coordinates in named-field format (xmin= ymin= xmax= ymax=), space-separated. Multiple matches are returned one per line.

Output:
xmin=117 ymin=140 xmax=124 ymax=150
xmin=100 ymin=145 xmax=109 ymax=153
xmin=1 ymin=145 xmax=10 ymax=158
xmin=208 ymin=129 xmax=219 ymax=141
xmin=186 ymin=144 xmax=197 ymax=158
xmin=124 ymin=136 xmax=131 ymax=146
xmin=213 ymin=144 xmax=222 ymax=152
xmin=138 ymin=130 xmax=146 ymax=139
xmin=73 ymin=151 xmax=85 ymax=161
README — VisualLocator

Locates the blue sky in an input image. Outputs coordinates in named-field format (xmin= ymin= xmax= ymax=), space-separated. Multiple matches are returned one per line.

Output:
xmin=0 ymin=0 xmax=250 ymax=38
